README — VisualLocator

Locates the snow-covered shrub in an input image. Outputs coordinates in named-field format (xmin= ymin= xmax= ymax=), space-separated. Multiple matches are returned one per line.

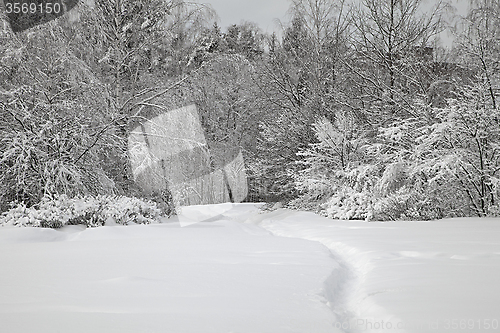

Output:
xmin=99 ymin=196 xmax=162 ymax=225
xmin=0 ymin=87 xmax=116 ymax=212
xmin=0 ymin=195 xmax=163 ymax=228
xmin=407 ymin=86 xmax=500 ymax=217
xmin=323 ymin=186 xmax=374 ymax=220
xmin=367 ymin=108 xmax=469 ymax=220
xmin=317 ymin=163 xmax=379 ymax=220
xmin=291 ymin=114 xmax=372 ymax=214
xmin=0 ymin=203 xmax=38 ymax=227
xmin=291 ymin=84 xmax=500 ymax=220
xmin=368 ymin=86 xmax=500 ymax=219
xmin=292 ymin=112 xmax=446 ymax=220
xmin=377 ymin=162 xmax=408 ymax=196
xmin=373 ymin=185 xmax=439 ymax=221
xmin=373 ymin=178 xmax=475 ymax=221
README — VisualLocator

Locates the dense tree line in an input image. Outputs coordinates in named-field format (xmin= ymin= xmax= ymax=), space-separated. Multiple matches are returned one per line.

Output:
xmin=1 ymin=0 xmax=499 ymax=220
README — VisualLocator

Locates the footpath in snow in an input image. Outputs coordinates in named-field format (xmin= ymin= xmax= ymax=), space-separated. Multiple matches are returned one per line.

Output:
xmin=250 ymin=208 xmax=500 ymax=333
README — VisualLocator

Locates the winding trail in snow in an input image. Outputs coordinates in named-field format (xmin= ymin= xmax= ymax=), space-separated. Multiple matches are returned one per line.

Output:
xmin=243 ymin=207 xmax=500 ymax=333
xmin=244 ymin=208 xmax=410 ymax=333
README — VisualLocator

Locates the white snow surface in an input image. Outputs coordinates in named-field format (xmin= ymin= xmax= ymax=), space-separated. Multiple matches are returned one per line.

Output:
xmin=255 ymin=209 xmax=500 ymax=333
xmin=0 ymin=203 xmax=499 ymax=333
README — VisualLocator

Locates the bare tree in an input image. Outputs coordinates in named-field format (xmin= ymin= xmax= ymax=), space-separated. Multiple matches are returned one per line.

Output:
xmin=350 ymin=0 xmax=448 ymax=121
xmin=453 ymin=0 xmax=500 ymax=109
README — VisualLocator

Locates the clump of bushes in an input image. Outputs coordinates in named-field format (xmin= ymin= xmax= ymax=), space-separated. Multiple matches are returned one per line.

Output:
xmin=291 ymin=85 xmax=500 ymax=221
xmin=0 ymin=194 xmax=164 ymax=228
xmin=0 ymin=86 xmax=117 ymax=212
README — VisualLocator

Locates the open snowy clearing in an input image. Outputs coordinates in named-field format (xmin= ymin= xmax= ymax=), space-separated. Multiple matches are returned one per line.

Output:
xmin=1 ymin=203 xmax=499 ymax=333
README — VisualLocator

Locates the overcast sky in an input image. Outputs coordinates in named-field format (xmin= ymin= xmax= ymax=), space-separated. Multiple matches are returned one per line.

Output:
xmin=204 ymin=0 xmax=290 ymax=32
xmin=204 ymin=0 xmax=470 ymax=45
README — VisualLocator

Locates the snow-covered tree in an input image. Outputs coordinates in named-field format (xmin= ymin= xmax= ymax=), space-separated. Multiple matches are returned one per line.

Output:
xmin=372 ymin=83 xmax=500 ymax=218
xmin=290 ymin=114 xmax=377 ymax=219
xmin=414 ymin=84 xmax=500 ymax=216
xmin=253 ymin=0 xmax=352 ymax=201
xmin=0 ymin=0 xmax=215 ymax=210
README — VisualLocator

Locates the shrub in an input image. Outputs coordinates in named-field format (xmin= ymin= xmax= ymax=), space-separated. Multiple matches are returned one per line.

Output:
xmin=0 ymin=195 xmax=164 ymax=228
xmin=372 ymin=186 xmax=437 ymax=221
xmin=322 ymin=186 xmax=374 ymax=220
xmin=0 ymin=87 xmax=116 ymax=212
xmin=290 ymin=115 xmax=372 ymax=214
xmin=291 ymin=89 xmax=500 ymax=221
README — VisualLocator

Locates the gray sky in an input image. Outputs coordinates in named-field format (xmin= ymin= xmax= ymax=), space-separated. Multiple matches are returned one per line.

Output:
xmin=203 ymin=0 xmax=290 ymax=32
xmin=204 ymin=0 xmax=470 ymax=45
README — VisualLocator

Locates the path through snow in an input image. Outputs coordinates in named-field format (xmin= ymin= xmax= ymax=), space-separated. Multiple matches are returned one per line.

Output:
xmin=249 ymin=208 xmax=500 ymax=333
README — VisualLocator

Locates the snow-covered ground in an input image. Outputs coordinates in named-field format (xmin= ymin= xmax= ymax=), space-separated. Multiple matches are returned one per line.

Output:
xmin=254 ymin=209 xmax=500 ymax=333
xmin=1 ymin=203 xmax=499 ymax=333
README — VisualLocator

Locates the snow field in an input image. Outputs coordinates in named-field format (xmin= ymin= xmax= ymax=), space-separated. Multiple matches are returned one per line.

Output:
xmin=0 ymin=203 xmax=344 ymax=333
xmin=253 ymin=210 xmax=500 ymax=333
xmin=1 ymin=203 xmax=499 ymax=333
